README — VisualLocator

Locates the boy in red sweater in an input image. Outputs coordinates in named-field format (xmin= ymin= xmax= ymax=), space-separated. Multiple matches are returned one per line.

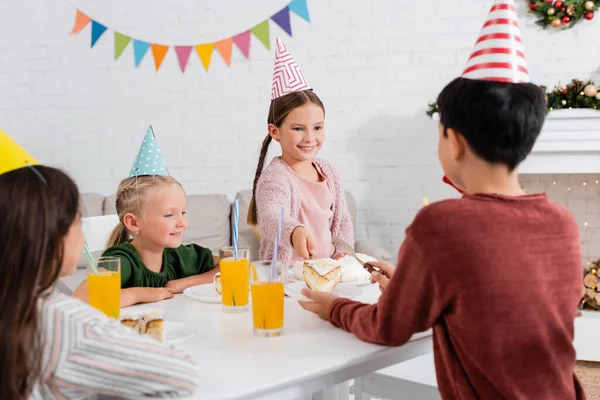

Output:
xmin=299 ymin=1 xmax=585 ymax=399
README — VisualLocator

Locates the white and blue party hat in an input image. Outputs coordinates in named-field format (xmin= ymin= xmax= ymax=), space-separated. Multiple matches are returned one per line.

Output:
xmin=128 ymin=126 xmax=169 ymax=177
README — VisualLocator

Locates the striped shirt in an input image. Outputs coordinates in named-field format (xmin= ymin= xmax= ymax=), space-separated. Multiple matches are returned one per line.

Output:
xmin=31 ymin=292 xmax=199 ymax=399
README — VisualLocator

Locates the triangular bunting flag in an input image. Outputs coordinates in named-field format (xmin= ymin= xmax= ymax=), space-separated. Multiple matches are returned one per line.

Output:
xmin=251 ymin=21 xmax=270 ymax=50
xmin=129 ymin=126 xmax=169 ymax=177
xmin=151 ymin=44 xmax=169 ymax=71
xmin=288 ymin=0 xmax=311 ymax=22
xmin=195 ymin=44 xmax=214 ymax=71
xmin=91 ymin=21 xmax=107 ymax=48
xmin=133 ymin=40 xmax=151 ymax=67
xmin=114 ymin=32 xmax=131 ymax=60
xmin=71 ymin=10 xmax=91 ymax=34
xmin=462 ymin=0 xmax=529 ymax=83
xmin=271 ymin=7 xmax=292 ymax=36
xmin=215 ymin=38 xmax=233 ymax=66
xmin=175 ymin=46 xmax=193 ymax=73
xmin=0 ymin=129 xmax=39 ymax=176
xmin=233 ymin=31 xmax=251 ymax=59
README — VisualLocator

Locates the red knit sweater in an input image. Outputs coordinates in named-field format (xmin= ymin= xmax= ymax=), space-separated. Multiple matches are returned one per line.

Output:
xmin=329 ymin=193 xmax=585 ymax=400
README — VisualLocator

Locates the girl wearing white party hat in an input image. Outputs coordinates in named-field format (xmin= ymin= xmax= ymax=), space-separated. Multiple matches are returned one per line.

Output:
xmin=0 ymin=129 xmax=200 ymax=399
xmin=248 ymin=38 xmax=354 ymax=267
xmin=74 ymin=126 xmax=219 ymax=307
xmin=300 ymin=2 xmax=584 ymax=399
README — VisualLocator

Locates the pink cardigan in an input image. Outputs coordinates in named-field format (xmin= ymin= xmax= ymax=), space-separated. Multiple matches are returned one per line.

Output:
xmin=256 ymin=157 xmax=355 ymax=266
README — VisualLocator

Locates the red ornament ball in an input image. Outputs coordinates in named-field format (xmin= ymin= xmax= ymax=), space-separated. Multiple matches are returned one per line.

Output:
xmin=529 ymin=3 xmax=537 ymax=10
xmin=562 ymin=89 xmax=568 ymax=95
xmin=561 ymin=6 xmax=566 ymax=12
xmin=554 ymin=1 xmax=563 ymax=9
xmin=545 ymin=0 xmax=553 ymax=3
xmin=585 ymin=11 xmax=595 ymax=20
xmin=562 ymin=16 xmax=571 ymax=23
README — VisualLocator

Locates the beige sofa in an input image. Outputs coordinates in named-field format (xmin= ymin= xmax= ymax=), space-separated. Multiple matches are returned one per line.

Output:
xmin=80 ymin=190 xmax=392 ymax=264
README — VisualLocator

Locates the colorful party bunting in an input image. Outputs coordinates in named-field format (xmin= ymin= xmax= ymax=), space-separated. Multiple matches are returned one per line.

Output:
xmin=133 ymin=40 xmax=151 ymax=67
xmin=71 ymin=10 xmax=91 ymax=34
xmin=151 ymin=44 xmax=169 ymax=71
xmin=91 ymin=21 xmax=107 ymax=47
xmin=233 ymin=31 xmax=251 ymax=59
xmin=175 ymin=46 xmax=193 ymax=72
xmin=215 ymin=38 xmax=233 ymax=66
xmin=71 ymin=0 xmax=310 ymax=73
xmin=114 ymin=33 xmax=131 ymax=60
xmin=195 ymin=43 xmax=214 ymax=71
xmin=288 ymin=0 xmax=310 ymax=22
xmin=271 ymin=7 xmax=292 ymax=36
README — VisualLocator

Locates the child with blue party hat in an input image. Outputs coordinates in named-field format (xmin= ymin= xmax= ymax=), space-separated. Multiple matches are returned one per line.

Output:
xmin=0 ymin=129 xmax=200 ymax=398
xmin=74 ymin=126 xmax=219 ymax=306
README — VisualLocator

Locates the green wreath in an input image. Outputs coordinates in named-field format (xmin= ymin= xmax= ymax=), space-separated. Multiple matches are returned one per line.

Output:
xmin=528 ymin=0 xmax=598 ymax=29
xmin=426 ymin=79 xmax=600 ymax=118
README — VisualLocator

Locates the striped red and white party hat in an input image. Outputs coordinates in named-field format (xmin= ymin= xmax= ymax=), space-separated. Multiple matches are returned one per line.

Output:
xmin=271 ymin=38 xmax=312 ymax=100
xmin=462 ymin=0 xmax=530 ymax=83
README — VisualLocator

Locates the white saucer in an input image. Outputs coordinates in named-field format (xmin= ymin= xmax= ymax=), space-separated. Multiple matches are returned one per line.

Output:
xmin=284 ymin=281 xmax=363 ymax=302
xmin=183 ymin=284 xmax=221 ymax=304
xmin=165 ymin=321 xmax=198 ymax=343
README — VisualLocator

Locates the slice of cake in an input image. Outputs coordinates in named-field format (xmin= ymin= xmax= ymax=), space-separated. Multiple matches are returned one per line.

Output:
xmin=303 ymin=259 xmax=342 ymax=292
xmin=119 ymin=309 xmax=165 ymax=342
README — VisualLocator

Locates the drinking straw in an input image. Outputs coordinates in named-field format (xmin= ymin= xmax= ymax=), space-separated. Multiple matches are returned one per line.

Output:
xmin=83 ymin=240 xmax=98 ymax=274
xmin=271 ymin=207 xmax=283 ymax=282
xmin=233 ymin=199 xmax=239 ymax=260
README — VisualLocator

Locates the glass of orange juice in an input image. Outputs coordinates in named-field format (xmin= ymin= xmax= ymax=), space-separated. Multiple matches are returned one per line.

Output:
xmin=219 ymin=247 xmax=250 ymax=313
xmin=251 ymin=260 xmax=285 ymax=337
xmin=88 ymin=257 xmax=121 ymax=318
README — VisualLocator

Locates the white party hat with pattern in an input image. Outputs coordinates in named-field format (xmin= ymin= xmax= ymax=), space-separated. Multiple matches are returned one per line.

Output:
xmin=462 ymin=0 xmax=530 ymax=83
xmin=128 ymin=126 xmax=169 ymax=177
xmin=271 ymin=38 xmax=312 ymax=100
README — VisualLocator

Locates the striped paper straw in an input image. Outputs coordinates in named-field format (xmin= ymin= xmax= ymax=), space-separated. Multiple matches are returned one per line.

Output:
xmin=233 ymin=199 xmax=239 ymax=260
xmin=271 ymin=208 xmax=283 ymax=282
xmin=83 ymin=240 xmax=98 ymax=274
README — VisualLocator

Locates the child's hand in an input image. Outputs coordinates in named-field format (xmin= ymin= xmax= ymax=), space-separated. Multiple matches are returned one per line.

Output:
xmin=292 ymin=227 xmax=315 ymax=260
xmin=368 ymin=261 xmax=396 ymax=292
xmin=165 ymin=280 xmax=187 ymax=294
xmin=333 ymin=253 xmax=346 ymax=260
xmin=298 ymin=289 xmax=338 ymax=320
xmin=142 ymin=288 xmax=174 ymax=303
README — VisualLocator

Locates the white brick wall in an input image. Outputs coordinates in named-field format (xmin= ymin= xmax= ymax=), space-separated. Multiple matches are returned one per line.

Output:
xmin=1 ymin=0 xmax=599 ymax=255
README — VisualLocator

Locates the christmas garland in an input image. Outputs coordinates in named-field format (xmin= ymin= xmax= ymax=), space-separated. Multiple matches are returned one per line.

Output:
xmin=426 ymin=79 xmax=600 ymax=118
xmin=527 ymin=0 xmax=598 ymax=29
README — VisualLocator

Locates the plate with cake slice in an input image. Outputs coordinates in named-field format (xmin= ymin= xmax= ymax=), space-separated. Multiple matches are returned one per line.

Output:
xmin=119 ymin=309 xmax=198 ymax=343
xmin=285 ymin=260 xmax=363 ymax=301
xmin=290 ymin=254 xmax=377 ymax=287
xmin=183 ymin=283 xmax=222 ymax=304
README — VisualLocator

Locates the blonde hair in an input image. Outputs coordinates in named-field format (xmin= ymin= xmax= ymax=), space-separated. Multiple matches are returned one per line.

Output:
xmin=106 ymin=175 xmax=184 ymax=248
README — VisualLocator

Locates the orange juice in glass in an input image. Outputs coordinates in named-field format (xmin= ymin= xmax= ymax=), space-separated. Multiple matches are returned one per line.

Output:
xmin=219 ymin=247 xmax=250 ymax=312
xmin=88 ymin=257 xmax=121 ymax=318
xmin=251 ymin=260 xmax=285 ymax=337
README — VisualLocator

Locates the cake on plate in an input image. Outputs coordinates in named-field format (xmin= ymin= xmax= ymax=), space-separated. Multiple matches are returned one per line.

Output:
xmin=119 ymin=309 xmax=165 ymax=342
xmin=303 ymin=260 xmax=342 ymax=292
xmin=292 ymin=254 xmax=377 ymax=284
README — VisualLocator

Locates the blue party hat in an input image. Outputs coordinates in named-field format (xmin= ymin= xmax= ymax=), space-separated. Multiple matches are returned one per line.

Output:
xmin=128 ymin=126 xmax=169 ymax=177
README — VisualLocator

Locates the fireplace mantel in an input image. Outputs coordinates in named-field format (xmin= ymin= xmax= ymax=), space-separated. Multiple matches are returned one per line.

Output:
xmin=520 ymin=109 xmax=600 ymax=174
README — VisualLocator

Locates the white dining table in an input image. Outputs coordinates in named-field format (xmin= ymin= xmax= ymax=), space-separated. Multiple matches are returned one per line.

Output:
xmin=124 ymin=283 xmax=433 ymax=400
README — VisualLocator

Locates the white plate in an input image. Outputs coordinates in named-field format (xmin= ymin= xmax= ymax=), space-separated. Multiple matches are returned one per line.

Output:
xmin=288 ymin=275 xmax=372 ymax=287
xmin=165 ymin=321 xmax=198 ymax=343
xmin=284 ymin=281 xmax=363 ymax=302
xmin=183 ymin=284 xmax=221 ymax=304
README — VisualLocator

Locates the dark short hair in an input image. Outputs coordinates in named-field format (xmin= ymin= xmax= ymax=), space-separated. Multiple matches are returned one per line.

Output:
xmin=437 ymin=77 xmax=547 ymax=170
